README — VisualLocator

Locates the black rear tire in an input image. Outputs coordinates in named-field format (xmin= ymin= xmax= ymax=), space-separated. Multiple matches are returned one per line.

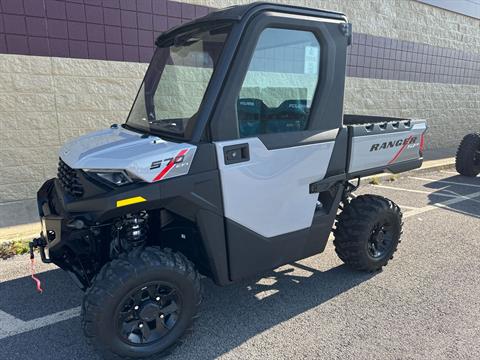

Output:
xmin=333 ymin=195 xmax=403 ymax=272
xmin=81 ymin=247 xmax=202 ymax=359
xmin=455 ymin=132 xmax=480 ymax=177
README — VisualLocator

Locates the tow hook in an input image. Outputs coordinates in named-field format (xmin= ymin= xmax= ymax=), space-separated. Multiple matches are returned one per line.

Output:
xmin=29 ymin=237 xmax=49 ymax=293
xmin=29 ymin=237 xmax=52 ymax=264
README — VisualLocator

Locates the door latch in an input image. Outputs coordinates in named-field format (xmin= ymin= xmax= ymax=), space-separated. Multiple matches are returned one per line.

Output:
xmin=223 ymin=143 xmax=250 ymax=165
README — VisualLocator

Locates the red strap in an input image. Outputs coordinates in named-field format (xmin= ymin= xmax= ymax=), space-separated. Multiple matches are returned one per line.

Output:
xmin=30 ymin=258 xmax=43 ymax=293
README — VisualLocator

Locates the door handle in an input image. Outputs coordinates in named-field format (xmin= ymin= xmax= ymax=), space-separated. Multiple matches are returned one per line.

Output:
xmin=223 ymin=143 xmax=250 ymax=165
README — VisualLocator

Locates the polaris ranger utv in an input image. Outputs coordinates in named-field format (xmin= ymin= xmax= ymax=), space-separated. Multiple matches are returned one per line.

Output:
xmin=31 ymin=3 xmax=427 ymax=358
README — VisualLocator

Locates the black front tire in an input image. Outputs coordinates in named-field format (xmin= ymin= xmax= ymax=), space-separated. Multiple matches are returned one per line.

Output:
xmin=81 ymin=247 xmax=202 ymax=359
xmin=455 ymin=132 xmax=480 ymax=177
xmin=333 ymin=195 xmax=403 ymax=272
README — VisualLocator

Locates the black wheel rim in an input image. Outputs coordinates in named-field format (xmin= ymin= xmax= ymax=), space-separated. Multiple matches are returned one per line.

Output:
xmin=115 ymin=282 xmax=181 ymax=345
xmin=367 ymin=222 xmax=394 ymax=259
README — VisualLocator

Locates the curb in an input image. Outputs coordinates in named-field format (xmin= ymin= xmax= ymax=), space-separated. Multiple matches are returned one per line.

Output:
xmin=0 ymin=223 xmax=40 ymax=244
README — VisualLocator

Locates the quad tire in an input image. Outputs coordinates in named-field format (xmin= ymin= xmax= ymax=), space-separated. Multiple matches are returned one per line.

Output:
xmin=81 ymin=247 xmax=202 ymax=359
xmin=333 ymin=195 xmax=403 ymax=272
xmin=455 ymin=132 xmax=480 ymax=177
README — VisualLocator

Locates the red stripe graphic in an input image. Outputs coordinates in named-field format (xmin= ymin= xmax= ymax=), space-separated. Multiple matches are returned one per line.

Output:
xmin=388 ymin=135 xmax=413 ymax=165
xmin=153 ymin=149 xmax=188 ymax=182
xmin=419 ymin=133 xmax=425 ymax=153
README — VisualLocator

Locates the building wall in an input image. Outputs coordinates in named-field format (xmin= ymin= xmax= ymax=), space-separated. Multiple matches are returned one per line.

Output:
xmin=189 ymin=0 xmax=480 ymax=51
xmin=0 ymin=54 xmax=147 ymax=226
xmin=0 ymin=0 xmax=479 ymax=227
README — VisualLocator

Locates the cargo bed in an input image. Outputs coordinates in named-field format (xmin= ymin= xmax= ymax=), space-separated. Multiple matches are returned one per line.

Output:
xmin=345 ymin=115 xmax=427 ymax=178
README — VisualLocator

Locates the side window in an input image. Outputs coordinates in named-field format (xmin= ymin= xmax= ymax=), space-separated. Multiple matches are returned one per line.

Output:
xmin=237 ymin=28 xmax=321 ymax=138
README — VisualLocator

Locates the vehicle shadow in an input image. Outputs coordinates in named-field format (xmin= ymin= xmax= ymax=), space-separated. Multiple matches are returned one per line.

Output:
xmin=0 ymin=266 xmax=82 ymax=321
xmin=0 ymin=258 xmax=376 ymax=359
xmin=171 ymin=262 xmax=375 ymax=359
xmin=423 ymin=175 xmax=480 ymax=220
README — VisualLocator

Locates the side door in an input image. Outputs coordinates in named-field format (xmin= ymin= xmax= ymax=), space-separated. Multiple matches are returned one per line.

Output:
xmin=210 ymin=12 xmax=348 ymax=280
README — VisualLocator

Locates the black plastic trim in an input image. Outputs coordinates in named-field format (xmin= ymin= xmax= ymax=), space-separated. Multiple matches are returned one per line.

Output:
xmin=344 ymin=114 xmax=409 ymax=125
xmin=223 ymin=143 xmax=250 ymax=164
xmin=257 ymin=128 xmax=339 ymax=150
xmin=348 ymin=158 xmax=423 ymax=179
xmin=347 ymin=118 xmax=417 ymax=137
xmin=188 ymin=143 xmax=219 ymax=174
xmin=310 ymin=173 xmax=346 ymax=193
xmin=156 ymin=2 xmax=346 ymax=45
xmin=324 ymin=126 xmax=349 ymax=176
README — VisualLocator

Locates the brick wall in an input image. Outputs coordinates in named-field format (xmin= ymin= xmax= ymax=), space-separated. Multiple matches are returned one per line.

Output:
xmin=0 ymin=0 xmax=212 ymax=61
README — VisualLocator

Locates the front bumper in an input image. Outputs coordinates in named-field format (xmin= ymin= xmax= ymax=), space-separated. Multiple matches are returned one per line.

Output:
xmin=36 ymin=180 xmax=63 ymax=262
xmin=35 ymin=174 xmax=158 ymax=263
xmin=35 ymin=179 xmax=102 ymax=288
xmin=32 ymin=215 xmax=62 ymax=263
xmin=34 ymin=176 xmax=165 ymax=287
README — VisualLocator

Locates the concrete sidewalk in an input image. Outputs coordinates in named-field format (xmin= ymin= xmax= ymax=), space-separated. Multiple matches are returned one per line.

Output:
xmin=0 ymin=157 xmax=456 ymax=244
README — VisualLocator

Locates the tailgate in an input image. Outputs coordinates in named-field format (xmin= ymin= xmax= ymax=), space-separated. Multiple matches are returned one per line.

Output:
xmin=347 ymin=119 xmax=427 ymax=177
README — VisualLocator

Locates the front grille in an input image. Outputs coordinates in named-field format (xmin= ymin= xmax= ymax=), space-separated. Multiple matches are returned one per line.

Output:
xmin=57 ymin=158 xmax=84 ymax=198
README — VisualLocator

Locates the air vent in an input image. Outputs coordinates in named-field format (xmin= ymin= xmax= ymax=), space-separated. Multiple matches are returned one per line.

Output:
xmin=57 ymin=158 xmax=84 ymax=198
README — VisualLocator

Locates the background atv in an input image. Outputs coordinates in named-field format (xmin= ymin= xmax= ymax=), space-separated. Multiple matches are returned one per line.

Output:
xmin=456 ymin=133 xmax=480 ymax=177
xmin=31 ymin=3 xmax=427 ymax=359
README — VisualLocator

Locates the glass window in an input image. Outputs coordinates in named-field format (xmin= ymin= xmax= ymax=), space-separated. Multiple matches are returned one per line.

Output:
xmin=237 ymin=28 xmax=321 ymax=138
xmin=126 ymin=25 xmax=231 ymax=137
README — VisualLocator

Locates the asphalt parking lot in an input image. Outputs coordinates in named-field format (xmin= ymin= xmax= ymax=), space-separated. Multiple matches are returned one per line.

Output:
xmin=1 ymin=168 xmax=479 ymax=360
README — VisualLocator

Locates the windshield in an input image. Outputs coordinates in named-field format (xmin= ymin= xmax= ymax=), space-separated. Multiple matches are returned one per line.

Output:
xmin=126 ymin=24 xmax=231 ymax=137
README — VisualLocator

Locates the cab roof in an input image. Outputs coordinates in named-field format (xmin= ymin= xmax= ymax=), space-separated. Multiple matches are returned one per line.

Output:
xmin=193 ymin=2 xmax=346 ymax=22
xmin=157 ymin=2 xmax=347 ymax=45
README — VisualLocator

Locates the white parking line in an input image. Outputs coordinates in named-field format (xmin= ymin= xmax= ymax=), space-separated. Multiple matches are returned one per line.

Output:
xmin=398 ymin=205 xmax=418 ymax=210
xmin=373 ymin=184 xmax=457 ymax=198
xmin=438 ymin=189 xmax=480 ymax=204
xmin=409 ymin=177 xmax=480 ymax=188
xmin=444 ymin=207 xmax=480 ymax=219
xmin=0 ymin=310 xmax=23 ymax=335
xmin=440 ymin=170 xmax=460 ymax=175
xmin=0 ymin=307 xmax=80 ymax=340
xmin=404 ymin=190 xmax=480 ymax=218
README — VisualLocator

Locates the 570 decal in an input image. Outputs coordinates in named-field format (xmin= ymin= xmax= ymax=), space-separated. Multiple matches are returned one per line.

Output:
xmin=150 ymin=148 xmax=189 ymax=182
xmin=150 ymin=154 xmax=186 ymax=170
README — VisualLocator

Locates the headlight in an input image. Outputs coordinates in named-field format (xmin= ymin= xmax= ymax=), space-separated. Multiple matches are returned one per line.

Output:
xmin=85 ymin=170 xmax=133 ymax=186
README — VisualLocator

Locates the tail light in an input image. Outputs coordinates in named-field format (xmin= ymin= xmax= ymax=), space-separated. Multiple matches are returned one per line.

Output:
xmin=419 ymin=133 xmax=425 ymax=156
